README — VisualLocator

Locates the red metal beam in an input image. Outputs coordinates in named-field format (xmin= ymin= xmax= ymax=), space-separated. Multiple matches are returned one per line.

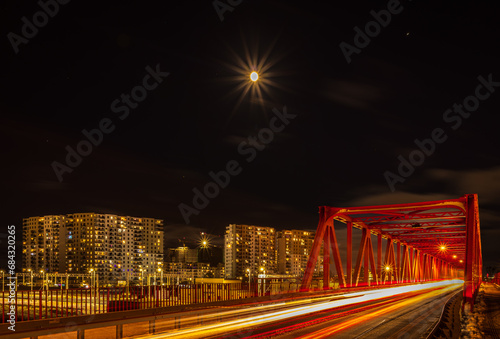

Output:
xmin=301 ymin=194 xmax=481 ymax=311
xmin=353 ymin=228 xmax=368 ymax=287
xmin=347 ymin=221 xmax=352 ymax=287
xmin=329 ymin=223 xmax=346 ymax=287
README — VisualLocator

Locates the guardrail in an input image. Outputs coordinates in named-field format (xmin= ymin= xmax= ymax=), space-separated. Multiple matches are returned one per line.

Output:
xmin=0 ymin=287 xmax=338 ymax=339
xmin=425 ymin=289 xmax=462 ymax=338
xmin=0 ymin=279 xmax=327 ymax=323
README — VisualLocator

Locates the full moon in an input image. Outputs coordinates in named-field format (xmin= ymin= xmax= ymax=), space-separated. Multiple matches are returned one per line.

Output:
xmin=250 ymin=71 xmax=259 ymax=82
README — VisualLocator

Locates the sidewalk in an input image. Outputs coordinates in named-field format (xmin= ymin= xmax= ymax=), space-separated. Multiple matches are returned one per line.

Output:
xmin=482 ymin=283 xmax=500 ymax=338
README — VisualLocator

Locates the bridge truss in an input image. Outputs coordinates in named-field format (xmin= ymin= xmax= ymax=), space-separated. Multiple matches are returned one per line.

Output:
xmin=301 ymin=194 xmax=482 ymax=311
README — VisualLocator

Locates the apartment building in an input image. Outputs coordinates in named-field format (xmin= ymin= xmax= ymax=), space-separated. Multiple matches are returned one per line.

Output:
xmin=276 ymin=230 xmax=323 ymax=277
xmin=22 ymin=213 xmax=163 ymax=284
xmin=224 ymin=224 xmax=276 ymax=279
xmin=22 ymin=215 xmax=65 ymax=273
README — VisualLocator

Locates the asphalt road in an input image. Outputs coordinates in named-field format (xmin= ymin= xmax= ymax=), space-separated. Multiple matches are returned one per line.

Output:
xmin=128 ymin=281 xmax=462 ymax=339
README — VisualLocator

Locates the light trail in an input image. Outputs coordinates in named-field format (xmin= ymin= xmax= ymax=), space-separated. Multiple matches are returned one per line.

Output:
xmin=296 ymin=284 xmax=460 ymax=338
xmin=133 ymin=280 xmax=463 ymax=339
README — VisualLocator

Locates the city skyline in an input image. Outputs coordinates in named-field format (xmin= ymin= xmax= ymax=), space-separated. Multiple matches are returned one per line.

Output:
xmin=2 ymin=0 xmax=499 ymax=275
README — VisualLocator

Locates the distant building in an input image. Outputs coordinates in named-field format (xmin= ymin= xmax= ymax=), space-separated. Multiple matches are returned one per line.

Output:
xmin=166 ymin=246 xmax=198 ymax=263
xmin=276 ymin=230 xmax=323 ymax=277
xmin=224 ymin=224 xmax=277 ymax=279
xmin=22 ymin=213 xmax=163 ymax=284
xmin=163 ymin=262 xmax=213 ymax=284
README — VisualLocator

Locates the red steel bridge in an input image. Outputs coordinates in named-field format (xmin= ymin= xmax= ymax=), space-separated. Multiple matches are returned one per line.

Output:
xmin=301 ymin=193 xmax=482 ymax=311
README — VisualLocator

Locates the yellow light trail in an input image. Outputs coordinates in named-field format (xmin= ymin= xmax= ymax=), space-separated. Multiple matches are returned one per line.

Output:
xmin=136 ymin=280 xmax=463 ymax=339
xmin=297 ymin=283 xmax=461 ymax=338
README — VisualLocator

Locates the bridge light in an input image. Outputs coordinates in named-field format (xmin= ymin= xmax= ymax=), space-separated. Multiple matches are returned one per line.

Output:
xmin=385 ymin=266 xmax=391 ymax=271
xmin=453 ymin=255 xmax=457 ymax=259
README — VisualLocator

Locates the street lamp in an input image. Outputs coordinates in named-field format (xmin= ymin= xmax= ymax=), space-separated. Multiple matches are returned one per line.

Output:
xmin=40 ymin=270 xmax=45 ymax=291
xmin=247 ymin=268 xmax=251 ymax=294
xmin=0 ymin=271 xmax=4 ymax=291
xmin=89 ymin=268 xmax=96 ymax=289
xmin=384 ymin=265 xmax=391 ymax=284
xmin=259 ymin=267 xmax=266 ymax=296
xmin=158 ymin=268 xmax=163 ymax=286
xmin=28 ymin=269 xmax=33 ymax=291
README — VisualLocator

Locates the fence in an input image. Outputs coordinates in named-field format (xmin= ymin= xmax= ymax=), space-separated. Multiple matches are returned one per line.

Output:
xmin=1 ymin=278 xmax=329 ymax=323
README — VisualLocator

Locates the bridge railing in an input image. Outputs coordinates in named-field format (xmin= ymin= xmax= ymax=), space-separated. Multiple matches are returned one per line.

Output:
xmin=1 ymin=279 xmax=329 ymax=322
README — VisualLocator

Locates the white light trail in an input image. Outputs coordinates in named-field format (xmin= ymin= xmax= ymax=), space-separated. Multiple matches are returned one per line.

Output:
xmin=137 ymin=280 xmax=463 ymax=339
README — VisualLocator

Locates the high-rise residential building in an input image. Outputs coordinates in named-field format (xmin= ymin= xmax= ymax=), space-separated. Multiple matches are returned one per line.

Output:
xmin=224 ymin=224 xmax=276 ymax=279
xmin=22 ymin=213 xmax=164 ymax=284
xmin=22 ymin=215 xmax=65 ymax=273
xmin=276 ymin=230 xmax=323 ymax=277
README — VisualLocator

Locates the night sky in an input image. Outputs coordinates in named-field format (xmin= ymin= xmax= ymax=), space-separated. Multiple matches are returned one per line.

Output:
xmin=1 ymin=0 xmax=499 ymax=272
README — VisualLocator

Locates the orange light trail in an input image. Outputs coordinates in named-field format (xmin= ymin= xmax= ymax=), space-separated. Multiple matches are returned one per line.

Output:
xmin=296 ymin=283 xmax=460 ymax=339
xmin=136 ymin=280 xmax=463 ymax=339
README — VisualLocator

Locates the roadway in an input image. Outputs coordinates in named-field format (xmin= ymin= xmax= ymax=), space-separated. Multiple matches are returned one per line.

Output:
xmin=128 ymin=280 xmax=462 ymax=339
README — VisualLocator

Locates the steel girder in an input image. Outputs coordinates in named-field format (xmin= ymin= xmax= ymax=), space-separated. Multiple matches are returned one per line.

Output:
xmin=300 ymin=194 xmax=482 ymax=311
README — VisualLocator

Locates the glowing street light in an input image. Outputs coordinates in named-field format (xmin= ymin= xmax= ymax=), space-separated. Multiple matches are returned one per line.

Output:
xmin=384 ymin=265 xmax=392 ymax=284
xmin=40 ymin=270 xmax=45 ymax=291
xmin=247 ymin=268 xmax=251 ymax=294
xmin=250 ymin=71 xmax=259 ymax=82
xmin=260 ymin=267 xmax=266 ymax=277
xmin=28 ymin=269 xmax=33 ymax=291
xmin=158 ymin=268 xmax=163 ymax=285
xmin=438 ymin=244 xmax=448 ymax=253
xmin=199 ymin=233 xmax=211 ymax=249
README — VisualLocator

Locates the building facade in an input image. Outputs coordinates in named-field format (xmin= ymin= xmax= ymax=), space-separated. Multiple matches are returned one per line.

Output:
xmin=276 ymin=230 xmax=323 ymax=277
xmin=224 ymin=224 xmax=277 ymax=279
xmin=22 ymin=213 xmax=163 ymax=284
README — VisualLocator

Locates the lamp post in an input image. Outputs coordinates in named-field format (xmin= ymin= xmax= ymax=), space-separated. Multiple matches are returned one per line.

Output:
xmin=384 ymin=266 xmax=391 ymax=284
xmin=89 ymin=268 xmax=95 ymax=289
xmin=140 ymin=269 xmax=144 ymax=286
xmin=40 ymin=270 xmax=45 ymax=291
xmin=259 ymin=267 xmax=266 ymax=296
xmin=158 ymin=268 xmax=163 ymax=285
xmin=247 ymin=268 xmax=251 ymax=295
xmin=89 ymin=268 xmax=95 ymax=312
xmin=28 ymin=269 xmax=33 ymax=291
xmin=0 ymin=271 xmax=4 ymax=291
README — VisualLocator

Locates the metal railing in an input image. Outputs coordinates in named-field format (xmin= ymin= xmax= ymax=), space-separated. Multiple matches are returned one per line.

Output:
xmin=1 ymin=279 xmax=328 ymax=323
